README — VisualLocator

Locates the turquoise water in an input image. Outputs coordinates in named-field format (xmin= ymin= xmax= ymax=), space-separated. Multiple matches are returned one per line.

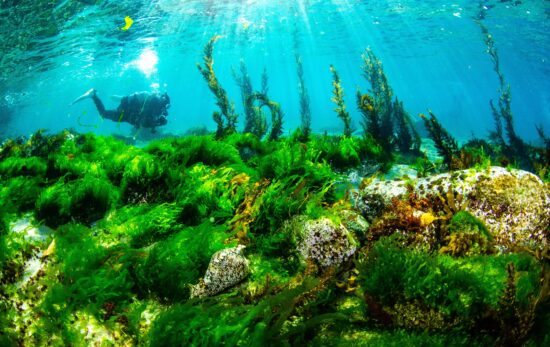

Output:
xmin=1 ymin=0 xmax=549 ymax=141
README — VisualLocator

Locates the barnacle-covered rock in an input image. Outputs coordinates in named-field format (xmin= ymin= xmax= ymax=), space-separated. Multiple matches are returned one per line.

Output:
xmin=295 ymin=217 xmax=358 ymax=268
xmin=190 ymin=245 xmax=250 ymax=298
xmin=467 ymin=168 xmax=549 ymax=249
xmin=355 ymin=166 xmax=550 ymax=249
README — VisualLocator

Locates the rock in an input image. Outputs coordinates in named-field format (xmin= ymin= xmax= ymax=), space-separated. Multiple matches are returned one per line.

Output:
xmin=190 ymin=245 xmax=250 ymax=298
xmin=294 ymin=217 xmax=358 ymax=268
xmin=383 ymin=164 xmax=419 ymax=180
xmin=355 ymin=166 xmax=550 ymax=249
xmin=340 ymin=209 xmax=370 ymax=242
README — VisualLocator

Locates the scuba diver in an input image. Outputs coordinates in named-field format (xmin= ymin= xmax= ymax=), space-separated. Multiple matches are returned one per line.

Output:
xmin=71 ymin=89 xmax=170 ymax=132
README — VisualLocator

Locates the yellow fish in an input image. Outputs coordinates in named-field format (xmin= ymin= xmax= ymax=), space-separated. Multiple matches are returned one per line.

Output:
xmin=120 ymin=16 xmax=133 ymax=31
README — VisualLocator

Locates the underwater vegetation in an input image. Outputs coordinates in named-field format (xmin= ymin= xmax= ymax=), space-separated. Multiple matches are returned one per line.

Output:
xmin=295 ymin=52 xmax=312 ymax=141
xmin=1 ymin=29 xmax=550 ymax=346
xmin=197 ymin=36 xmax=239 ymax=138
xmin=1 ymin=125 xmax=549 ymax=346
xmin=329 ymin=65 xmax=353 ymax=138
xmin=200 ymin=36 xmax=284 ymax=141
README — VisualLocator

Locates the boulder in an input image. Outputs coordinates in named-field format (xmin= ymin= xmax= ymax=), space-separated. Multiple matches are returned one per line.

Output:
xmin=190 ymin=245 xmax=250 ymax=298
xmin=354 ymin=166 xmax=550 ymax=249
xmin=294 ymin=217 xmax=358 ymax=268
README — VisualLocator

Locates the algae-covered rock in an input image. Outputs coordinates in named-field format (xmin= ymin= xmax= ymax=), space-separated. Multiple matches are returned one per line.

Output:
xmin=340 ymin=209 xmax=370 ymax=242
xmin=190 ymin=245 xmax=250 ymax=298
xmin=294 ymin=217 xmax=358 ymax=268
xmin=356 ymin=166 xmax=550 ymax=249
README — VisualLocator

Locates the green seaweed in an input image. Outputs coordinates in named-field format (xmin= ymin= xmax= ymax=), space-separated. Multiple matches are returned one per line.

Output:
xmin=0 ymin=156 xmax=47 ymax=178
xmin=99 ymin=203 xmax=184 ymax=248
xmin=30 ymin=223 xmax=138 ymax=346
xmin=120 ymin=153 xmax=172 ymax=204
xmin=147 ymin=277 xmax=340 ymax=347
xmin=1 ymin=176 xmax=44 ymax=213
xmin=439 ymin=211 xmax=494 ymax=257
xmin=70 ymin=174 xmax=119 ymax=224
xmin=312 ymin=328 xmax=487 ymax=346
xmin=1 ymin=126 xmax=549 ymax=345
xmin=134 ymin=222 xmax=230 ymax=302
xmin=34 ymin=181 xmax=72 ymax=227
xmin=34 ymin=175 xmax=117 ymax=227
xmin=358 ymin=235 xmax=542 ymax=329
xmin=146 ymin=135 xmax=242 ymax=168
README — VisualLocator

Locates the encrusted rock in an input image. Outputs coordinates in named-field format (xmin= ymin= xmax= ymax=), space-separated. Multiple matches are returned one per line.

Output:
xmin=295 ymin=217 xmax=358 ymax=268
xmin=355 ymin=166 xmax=550 ymax=249
xmin=190 ymin=245 xmax=250 ymax=298
xmin=340 ymin=209 xmax=370 ymax=242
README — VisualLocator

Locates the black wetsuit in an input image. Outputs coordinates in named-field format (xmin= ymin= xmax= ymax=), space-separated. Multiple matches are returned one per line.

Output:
xmin=91 ymin=92 xmax=169 ymax=129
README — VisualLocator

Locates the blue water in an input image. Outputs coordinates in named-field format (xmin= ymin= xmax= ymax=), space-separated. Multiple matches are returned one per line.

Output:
xmin=1 ymin=0 xmax=549 ymax=142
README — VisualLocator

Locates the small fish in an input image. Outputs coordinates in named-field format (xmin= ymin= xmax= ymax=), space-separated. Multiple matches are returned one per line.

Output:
xmin=42 ymin=239 xmax=56 ymax=258
xmin=120 ymin=16 xmax=133 ymax=31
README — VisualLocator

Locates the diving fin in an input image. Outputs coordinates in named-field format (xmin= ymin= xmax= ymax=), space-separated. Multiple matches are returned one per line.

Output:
xmin=70 ymin=88 xmax=96 ymax=106
xmin=109 ymin=95 xmax=124 ymax=102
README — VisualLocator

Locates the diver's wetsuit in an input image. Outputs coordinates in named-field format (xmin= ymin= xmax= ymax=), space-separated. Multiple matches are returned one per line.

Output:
xmin=91 ymin=92 xmax=169 ymax=129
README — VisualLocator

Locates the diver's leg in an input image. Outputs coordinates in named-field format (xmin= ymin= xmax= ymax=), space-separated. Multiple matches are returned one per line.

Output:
xmin=91 ymin=93 xmax=119 ymax=121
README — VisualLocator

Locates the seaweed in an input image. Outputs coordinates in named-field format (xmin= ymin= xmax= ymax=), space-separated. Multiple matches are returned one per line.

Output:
xmin=120 ymin=153 xmax=172 ymax=204
xmin=329 ymin=65 xmax=352 ymax=137
xmin=34 ymin=174 xmax=117 ymax=227
xmin=476 ymin=19 xmax=531 ymax=169
xmin=134 ymin=222 xmax=229 ymax=302
xmin=1 ymin=124 xmax=548 ymax=345
xmin=0 ymin=156 xmax=47 ymax=178
xmin=420 ymin=111 xmax=459 ymax=167
xmin=358 ymin=235 xmax=542 ymax=333
xmin=357 ymin=48 xmax=394 ymax=153
xmin=97 ymin=203 xmax=183 ymax=247
xmin=197 ymin=35 xmax=238 ymax=137
xmin=69 ymin=174 xmax=119 ymax=224
xmin=146 ymin=135 xmax=242 ymax=168
xmin=245 ymin=92 xmax=283 ymax=140
xmin=393 ymin=98 xmax=421 ymax=155
xmin=535 ymin=125 xmax=550 ymax=180
xmin=147 ymin=275 xmax=346 ymax=346
xmin=34 ymin=181 xmax=72 ymax=227
xmin=536 ymin=125 xmax=550 ymax=151
xmin=1 ymin=176 xmax=44 ymax=213
xmin=296 ymin=53 xmax=311 ymax=141
xmin=261 ymin=67 xmax=269 ymax=95
xmin=232 ymin=60 xmax=255 ymax=134
xmin=440 ymin=211 xmax=494 ymax=257
xmin=29 ymin=223 xmax=139 ymax=346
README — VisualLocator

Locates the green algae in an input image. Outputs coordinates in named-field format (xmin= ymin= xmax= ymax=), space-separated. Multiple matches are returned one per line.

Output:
xmin=0 ymin=129 xmax=549 ymax=347
xmin=134 ymin=222 xmax=230 ymax=302
xmin=358 ymin=235 xmax=543 ymax=335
